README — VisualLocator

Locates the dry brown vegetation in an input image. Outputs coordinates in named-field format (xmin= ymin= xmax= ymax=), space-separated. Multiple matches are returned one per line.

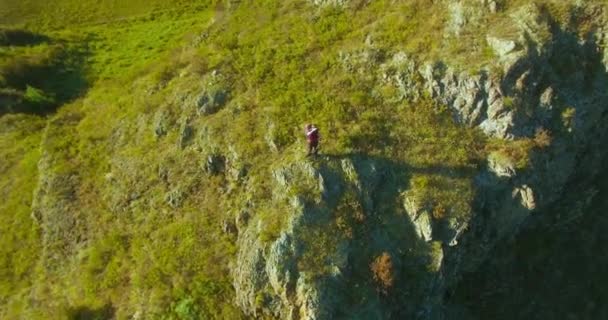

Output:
xmin=370 ymin=252 xmax=395 ymax=293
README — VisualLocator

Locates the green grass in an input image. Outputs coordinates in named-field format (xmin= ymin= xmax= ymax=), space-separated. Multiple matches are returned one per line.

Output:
xmin=0 ymin=114 xmax=45 ymax=310
xmin=78 ymin=10 xmax=215 ymax=80
xmin=0 ymin=0 xmax=213 ymax=29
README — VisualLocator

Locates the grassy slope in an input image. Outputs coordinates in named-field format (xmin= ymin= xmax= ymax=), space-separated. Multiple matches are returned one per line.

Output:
xmin=0 ymin=0 xmax=590 ymax=318
xmin=0 ymin=0 xmax=208 ymax=29
xmin=0 ymin=115 xmax=45 ymax=309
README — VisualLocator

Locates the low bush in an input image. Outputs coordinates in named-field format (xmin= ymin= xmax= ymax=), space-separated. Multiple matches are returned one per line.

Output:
xmin=370 ymin=252 xmax=395 ymax=293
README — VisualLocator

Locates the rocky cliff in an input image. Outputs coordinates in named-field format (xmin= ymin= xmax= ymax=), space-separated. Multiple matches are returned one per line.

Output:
xmin=231 ymin=1 xmax=608 ymax=319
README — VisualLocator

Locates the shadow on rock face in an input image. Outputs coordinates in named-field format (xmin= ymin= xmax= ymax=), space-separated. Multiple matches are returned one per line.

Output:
xmin=232 ymin=14 xmax=608 ymax=315
xmin=232 ymin=152 xmax=478 ymax=319
xmin=444 ymin=7 xmax=608 ymax=319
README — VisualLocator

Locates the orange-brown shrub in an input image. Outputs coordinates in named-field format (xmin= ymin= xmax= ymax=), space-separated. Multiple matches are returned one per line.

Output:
xmin=534 ymin=127 xmax=553 ymax=149
xmin=370 ymin=252 xmax=394 ymax=293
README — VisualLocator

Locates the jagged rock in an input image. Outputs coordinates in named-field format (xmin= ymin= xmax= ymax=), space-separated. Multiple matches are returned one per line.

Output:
xmin=415 ymin=212 xmax=434 ymax=242
xmin=265 ymin=233 xmax=297 ymax=307
xmin=488 ymin=153 xmax=516 ymax=178
xmin=222 ymin=219 xmax=238 ymax=235
xmin=513 ymin=185 xmax=536 ymax=210
xmin=205 ymin=154 xmax=226 ymax=175
xmin=539 ymin=87 xmax=554 ymax=109
xmin=235 ymin=210 xmax=250 ymax=230
xmin=178 ymin=122 xmax=194 ymax=149
xmin=228 ymin=163 xmax=249 ymax=182
xmin=403 ymin=194 xmax=434 ymax=242
xmin=294 ymin=273 xmax=337 ymax=320
xmin=196 ymin=89 xmax=228 ymax=115
xmin=340 ymin=159 xmax=359 ymax=185
xmin=487 ymin=36 xmax=517 ymax=58
xmin=380 ymin=52 xmax=422 ymax=101
xmin=443 ymin=218 xmax=468 ymax=247
xmin=153 ymin=109 xmax=170 ymax=138
xmin=225 ymin=146 xmax=249 ymax=182
xmin=487 ymin=0 xmax=498 ymax=13
xmin=446 ymin=0 xmax=498 ymax=36
xmin=339 ymin=48 xmax=385 ymax=74
xmin=538 ymin=87 xmax=555 ymax=122
xmin=447 ymin=1 xmax=468 ymax=36
xmin=419 ymin=63 xmax=496 ymax=129
xmin=234 ymin=157 xmax=445 ymax=318
xmin=510 ymin=3 xmax=552 ymax=48
xmin=233 ymin=226 xmax=269 ymax=317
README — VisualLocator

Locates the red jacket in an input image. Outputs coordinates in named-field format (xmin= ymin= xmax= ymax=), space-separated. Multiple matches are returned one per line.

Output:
xmin=306 ymin=127 xmax=319 ymax=143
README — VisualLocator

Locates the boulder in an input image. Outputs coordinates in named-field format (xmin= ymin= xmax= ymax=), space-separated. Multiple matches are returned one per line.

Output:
xmin=222 ymin=219 xmax=238 ymax=235
xmin=513 ymin=184 xmax=536 ymax=210
xmin=488 ymin=152 xmax=517 ymax=179
xmin=152 ymin=109 xmax=170 ymax=138
xmin=487 ymin=36 xmax=517 ymax=58
xmin=178 ymin=123 xmax=194 ymax=149
xmin=205 ymin=154 xmax=226 ymax=175
xmin=196 ymin=89 xmax=228 ymax=116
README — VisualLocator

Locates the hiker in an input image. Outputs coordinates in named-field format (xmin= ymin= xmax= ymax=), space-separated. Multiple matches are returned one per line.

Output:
xmin=305 ymin=124 xmax=320 ymax=156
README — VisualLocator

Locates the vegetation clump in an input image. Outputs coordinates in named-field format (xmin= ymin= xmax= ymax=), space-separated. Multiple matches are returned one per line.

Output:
xmin=370 ymin=252 xmax=395 ymax=293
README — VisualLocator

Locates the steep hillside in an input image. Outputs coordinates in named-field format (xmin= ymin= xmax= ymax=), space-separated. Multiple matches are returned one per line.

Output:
xmin=1 ymin=0 xmax=608 ymax=319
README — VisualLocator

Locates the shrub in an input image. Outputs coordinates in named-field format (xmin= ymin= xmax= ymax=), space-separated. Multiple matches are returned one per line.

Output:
xmin=534 ymin=127 xmax=552 ymax=148
xmin=487 ymin=137 xmax=535 ymax=170
xmin=432 ymin=204 xmax=447 ymax=220
xmin=172 ymin=297 xmax=200 ymax=320
xmin=370 ymin=252 xmax=395 ymax=293
xmin=23 ymin=85 xmax=55 ymax=108
xmin=503 ymin=96 xmax=515 ymax=109
xmin=561 ymin=107 xmax=576 ymax=132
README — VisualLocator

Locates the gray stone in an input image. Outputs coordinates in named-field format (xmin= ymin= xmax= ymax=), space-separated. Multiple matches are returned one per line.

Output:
xmin=513 ymin=185 xmax=536 ymax=210
xmin=488 ymin=153 xmax=516 ymax=178
xmin=447 ymin=2 xmax=467 ymax=36
xmin=179 ymin=124 xmax=194 ymax=149
xmin=205 ymin=154 xmax=226 ymax=175
xmin=222 ymin=219 xmax=238 ymax=235
xmin=153 ymin=109 xmax=169 ymax=138
xmin=266 ymin=233 xmax=296 ymax=304
xmin=403 ymin=194 xmax=434 ymax=241
xmin=196 ymin=89 xmax=228 ymax=116
xmin=236 ymin=210 xmax=251 ymax=230
xmin=414 ymin=211 xmax=433 ymax=242
xmin=487 ymin=36 xmax=517 ymax=58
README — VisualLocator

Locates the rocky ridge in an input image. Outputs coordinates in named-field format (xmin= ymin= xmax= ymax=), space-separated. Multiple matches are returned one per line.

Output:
xmin=230 ymin=2 xmax=608 ymax=319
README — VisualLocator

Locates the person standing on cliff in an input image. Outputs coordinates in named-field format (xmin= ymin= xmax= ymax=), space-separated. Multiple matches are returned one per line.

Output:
xmin=305 ymin=124 xmax=320 ymax=156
